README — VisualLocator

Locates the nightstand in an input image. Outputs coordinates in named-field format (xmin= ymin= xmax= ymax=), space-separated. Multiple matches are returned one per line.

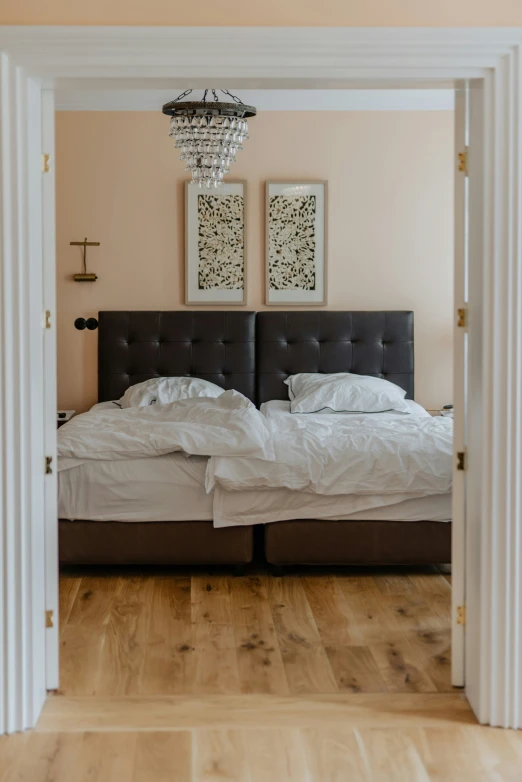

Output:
xmin=427 ymin=407 xmax=454 ymax=418
xmin=57 ymin=410 xmax=75 ymax=429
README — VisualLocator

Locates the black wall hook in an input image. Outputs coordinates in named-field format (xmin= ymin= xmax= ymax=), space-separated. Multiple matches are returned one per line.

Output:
xmin=75 ymin=317 xmax=98 ymax=331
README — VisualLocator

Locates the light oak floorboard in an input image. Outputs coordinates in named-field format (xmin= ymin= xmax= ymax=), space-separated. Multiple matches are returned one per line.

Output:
xmin=418 ymin=726 xmax=522 ymax=781
xmin=382 ymin=593 xmax=448 ymax=635
xmin=58 ymin=575 xmax=81 ymax=637
xmin=59 ymin=576 xmax=119 ymax=696
xmin=301 ymin=726 xmax=371 ymax=781
xmin=141 ymin=576 xmax=194 ymax=695
xmin=76 ymin=732 xmax=137 ymax=781
xmin=403 ymin=628 xmax=452 ymax=693
xmin=326 ymin=644 xmax=388 ymax=694
xmin=355 ymin=728 xmax=431 ymax=782
xmin=97 ymin=576 xmax=155 ymax=696
xmin=13 ymin=732 xmax=84 ymax=782
xmin=302 ymin=574 xmax=365 ymax=646
xmin=336 ymin=579 xmax=405 ymax=646
xmin=194 ymin=730 xmax=249 ymax=782
xmin=373 ymin=572 xmax=417 ymax=597
xmin=4 ymin=726 xmax=522 ymax=782
xmin=36 ymin=693 xmax=475 ymax=732
xmin=134 ymin=732 xmax=192 ymax=782
xmin=368 ymin=637 xmax=438 ymax=693
xmin=0 ymin=732 xmax=27 ymax=782
xmin=409 ymin=571 xmax=452 ymax=624
xmin=244 ymin=728 xmax=308 ymax=782
xmin=228 ymin=575 xmax=289 ymax=695
xmin=267 ymin=576 xmax=338 ymax=694
xmin=190 ymin=576 xmax=240 ymax=695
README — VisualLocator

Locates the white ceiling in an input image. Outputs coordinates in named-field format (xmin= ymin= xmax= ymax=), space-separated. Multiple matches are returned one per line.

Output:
xmin=55 ymin=88 xmax=455 ymax=112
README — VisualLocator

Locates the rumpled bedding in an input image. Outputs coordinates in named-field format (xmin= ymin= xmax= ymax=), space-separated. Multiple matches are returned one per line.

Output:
xmin=207 ymin=413 xmax=453 ymax=498
xmin=58 ymin=390 xmax=274 ymax=471
xmin=58 ymin=392 xmax=453 ymax=516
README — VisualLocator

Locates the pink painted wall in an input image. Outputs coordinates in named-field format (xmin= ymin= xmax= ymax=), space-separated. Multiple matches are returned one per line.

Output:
xmin=2 ymin=0 xmax=522 ymax=26
xmin=56 ymin=110 xmax=454 ymax=413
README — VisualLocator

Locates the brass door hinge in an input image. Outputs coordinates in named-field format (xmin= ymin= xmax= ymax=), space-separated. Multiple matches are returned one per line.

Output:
xmin=457 ymin=307 xmax=467 ymax=328
xmin=45 ymin=456 xmax=53 ymax=475
xmin=42 ymin=153 xmax=51 ymax=173
xmin=458 ymin=148 xmax=468 ymax=176
xmin=44 ymin=310 xmax=51 ymax=329
xmin=456 ymin=605 xmax=466 ymax=625
xmin=46 ymin=610 xmax=54 ymax=628
xmin=457 ymin=450 xmax=467 ymax=471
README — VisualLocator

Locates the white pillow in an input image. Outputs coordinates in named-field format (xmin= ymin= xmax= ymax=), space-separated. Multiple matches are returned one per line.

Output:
xmin=284 ymin=372 xmax=411 ymax=415
xmin=119 ymin=376 xmax=224 ymax=409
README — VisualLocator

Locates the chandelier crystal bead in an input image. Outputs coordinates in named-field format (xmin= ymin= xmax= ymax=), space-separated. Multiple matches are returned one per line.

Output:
xmin=163 ymin=90 xmax=256 ymax=188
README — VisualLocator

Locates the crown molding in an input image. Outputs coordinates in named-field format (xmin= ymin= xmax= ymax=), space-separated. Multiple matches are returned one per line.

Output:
xmin=1 ymin=26 xmax=522 ymax=83
xmin=54 ymin=88 xmax=455 ymax=112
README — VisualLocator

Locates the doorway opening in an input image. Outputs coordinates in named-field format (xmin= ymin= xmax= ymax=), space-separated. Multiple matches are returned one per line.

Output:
xmin=52 ymin=85 xmax=461 ymax=708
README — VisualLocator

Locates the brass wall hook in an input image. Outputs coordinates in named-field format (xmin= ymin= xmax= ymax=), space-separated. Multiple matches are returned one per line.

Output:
xmin=72 ymin=237 xmax=99 ymax=281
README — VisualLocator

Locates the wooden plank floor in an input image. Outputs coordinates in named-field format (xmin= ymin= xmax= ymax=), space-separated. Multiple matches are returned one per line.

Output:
xmin=5 ymin=701 xmax=522 ymax=781
xmin=5 ymin=566 xmax=522 ymax=780
xmin=3 ymin=721 xmax=522 ymax=782
xmin=57 ymin=567 xmax=453 ymax=697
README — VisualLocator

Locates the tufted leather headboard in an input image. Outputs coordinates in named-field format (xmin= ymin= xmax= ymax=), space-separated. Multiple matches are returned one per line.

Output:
xmin=98 ymin=311 xmax=256 ymax=403
xmin=256 ymin=311 xmax=414 ymax=404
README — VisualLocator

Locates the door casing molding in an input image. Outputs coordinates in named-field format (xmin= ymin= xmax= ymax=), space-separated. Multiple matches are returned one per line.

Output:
xmin=1 ymin=25 xmax=522 ymax=730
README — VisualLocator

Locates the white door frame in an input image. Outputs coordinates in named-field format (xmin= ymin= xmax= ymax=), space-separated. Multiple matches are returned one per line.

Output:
xmin=1 ymin=26 xmax=522 ymax=731
xmin=0 ymin=54 xmax=47 ymax=734
xmin=452 ymin=81 xmax=468 ymax=687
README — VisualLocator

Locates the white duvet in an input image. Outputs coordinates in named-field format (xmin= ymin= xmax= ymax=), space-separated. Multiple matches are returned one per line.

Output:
xmin=58 ymin=390 xmax=274 ymax=471
xmin=58 ymin=391 xmax=453 ymax=525
xmin=206 ymin=409 xmax=453 ymax=498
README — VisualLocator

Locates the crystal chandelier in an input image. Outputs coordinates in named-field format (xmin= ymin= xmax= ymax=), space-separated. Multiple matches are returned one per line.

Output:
xmin=162 ymin=89 xmax=256 ymax=188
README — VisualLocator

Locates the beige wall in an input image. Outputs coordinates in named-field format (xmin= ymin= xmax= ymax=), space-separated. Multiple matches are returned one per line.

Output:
xmin=2 ymin=0 xmax=522 ymax=26
xmin=56 ymin=110 xmax=454 ymax=413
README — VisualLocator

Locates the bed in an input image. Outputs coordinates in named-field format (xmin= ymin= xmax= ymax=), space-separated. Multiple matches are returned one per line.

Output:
xmin=59 ymin=311 xmax=256 ymax=565
xmin=58 ymin=309 xmax=451 ymax=567
xmin=255 ymin=311 xmax=451 ymax=565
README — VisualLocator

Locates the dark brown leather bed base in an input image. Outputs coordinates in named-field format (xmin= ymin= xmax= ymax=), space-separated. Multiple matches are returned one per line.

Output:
xmin=60 ymin=519 xmax=450 ymax=567
xmin=265 ymin=520 xmax=451 ymax=566
xmin=59 ymin=520 xmax=253 ymax=565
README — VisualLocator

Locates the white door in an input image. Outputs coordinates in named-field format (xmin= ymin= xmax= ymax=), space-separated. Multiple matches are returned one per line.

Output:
xmin=42 ymin=89 xmax=59 ymax=690
xmin=451 ymin=82 xmax=469 ymax=686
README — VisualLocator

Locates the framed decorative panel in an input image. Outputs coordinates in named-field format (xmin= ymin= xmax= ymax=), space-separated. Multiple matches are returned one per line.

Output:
xmin=265 ymin=181 xmax=327 ymax=306
xmin=185 ymin=180 xmax=246 ymax=305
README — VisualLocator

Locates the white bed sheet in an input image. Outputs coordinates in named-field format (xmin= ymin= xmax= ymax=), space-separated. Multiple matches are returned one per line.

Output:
xmin=213 ymin=486 xmax=451 ymax=527
xmin=58 ymin=453 xmax=212 ymax=522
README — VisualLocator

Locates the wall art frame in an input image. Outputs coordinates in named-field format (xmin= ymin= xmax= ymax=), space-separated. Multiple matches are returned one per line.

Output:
xmin=265 ymin=180 xmax=328 ymax=306
xmin=185 ymin=180 xmax=247 ymax=305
